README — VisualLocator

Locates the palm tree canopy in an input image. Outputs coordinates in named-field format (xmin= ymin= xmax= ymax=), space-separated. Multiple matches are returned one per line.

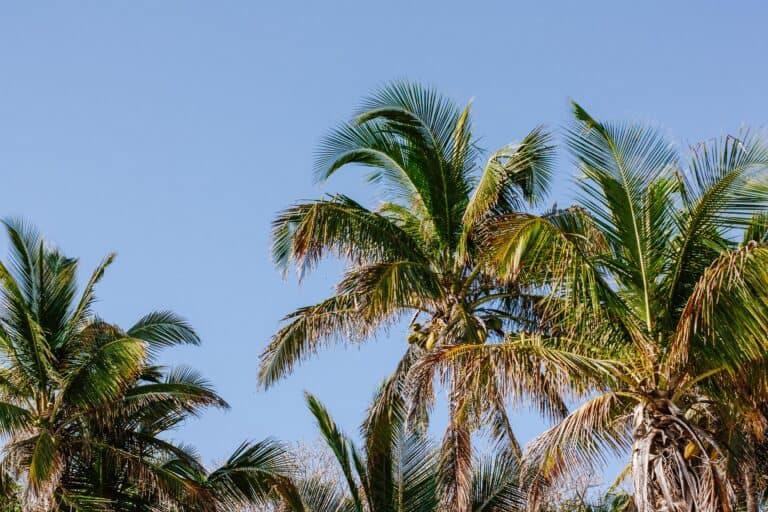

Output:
xmin=0 ymin=220 xmax=295 ymax=512
xmin=261 ymin=81 xmax=555 ymax=388
xmin=469 ymin=103 xmax=768 ymax=511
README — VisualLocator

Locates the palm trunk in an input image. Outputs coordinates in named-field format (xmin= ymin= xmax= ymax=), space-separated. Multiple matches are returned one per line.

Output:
xmin=438 ymin=377 xmax=472 ymax=512
xmin=631 ymin=400 xmax=732 ymax=512
xmin=743 ymin=461 xmax=757 ymax=512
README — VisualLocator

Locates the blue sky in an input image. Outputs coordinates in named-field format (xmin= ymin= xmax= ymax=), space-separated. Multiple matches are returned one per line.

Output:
xmin=1 ymin=1 xmax=767 ymax=471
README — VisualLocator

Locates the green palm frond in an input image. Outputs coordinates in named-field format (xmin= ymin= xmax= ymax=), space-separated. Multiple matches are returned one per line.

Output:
xmin=568 ymin=102 xmax=679 ymax=330
xmin=362 ymin=381 xmax=405 ymax=512
xmin=743 ymin=211 xmax=768 ymax=244
xmin=65 ymin=253 xmax=116 ymax=340
xmin=28 ymin=431 xmax=61 ymax=492
xmin=471 ymin=453 xmax=525 ymax=512
xmin=305 ymin=393 xmax=365 ymax=512
xmin=60 ymin=337 xmax=146 ymax=408
xmin=394 ymin=429 xmax=439 ymax=512
xmin=463 ymin=126 xmax=554 ymax=228
xmin=260 ymin=294 xmax=383 ymax=388
xmin=273 ymin=195 xmax=428 ymax=276
xmin=662 ymin=133 xmax=768 ymax=325
xmin=204 ymin=439 xmax=295 ymax=510
xmin=127 ymin=310 xmax=201 ymax=352
xmin=319 ymin=81 xmax=474 ymax=250
xmin=123 ymin=365 xmax=229 ymax=425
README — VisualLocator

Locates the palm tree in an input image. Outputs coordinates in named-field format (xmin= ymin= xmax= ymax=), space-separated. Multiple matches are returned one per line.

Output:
xmin=0 ymin=219 xmax=157 ymax=510
xmin=260 ymin=82 xmax=561 ymax=511
xmin=0 ymin=220 xmax=294 ymax=511
xmin=283 ymin=387 xmax=525 ymax=512
xmin=428 ymin=104 xmax=768 ymax=511
xmin=59 ymin=362 xmax=295 ymax=511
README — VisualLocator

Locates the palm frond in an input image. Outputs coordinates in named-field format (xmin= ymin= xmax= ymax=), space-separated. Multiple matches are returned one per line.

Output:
xmin=127 ymin=311 xmax=200 ymax=353
xmin=523 ymin=393 xmax=633 ymax=493
xmin=471 ymin=453 xmax=525 ymax=512
xmin=60 ymin=337 xmax=146 ymax=408
xmin=336 ymin=261 xmax=441 ymax=319
xmin=662 ymin=133 xmax=768 ymax=323
xmin=319 ymin=81 xmax=473 ymax=250
xmin=437 ymin=419 xmax=472 ymax=512
xmin=305 ymin=393 xmax=364 ymax=512
xmin=463 ymin=127 xmax=554 ymax=230
xmin=668 ymin=243 xmax=768 ymax=373
xmin=259 ymin=294 xmax=383 ymax=388
xmin=568 ymin=102 xmax=678 ymax=330
xmin=410 ymin=336 xmax=622 ymax=420
xmin=273 ymin=195 xmax=427 ymax=277
xmin=205 ymin=439 xmax=295 ymax=510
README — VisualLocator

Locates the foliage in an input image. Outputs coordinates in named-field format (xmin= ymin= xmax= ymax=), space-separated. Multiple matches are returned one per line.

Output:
xmin=3 ymin=84 xmax=768 ymax=512
xmin=278 ymin=385 xmax=525 ymax=512
xmin=0 ymin=221 xmax=293 ymax=511
xmin=472 ymin=105 xmax=768 ymax=511
xmin=261 ymin=81 xmax=558 ymax=512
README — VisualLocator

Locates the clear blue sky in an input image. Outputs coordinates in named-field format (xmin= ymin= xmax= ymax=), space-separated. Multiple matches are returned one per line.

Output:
xmin=1 ymin=1 xmax=767 ymax=470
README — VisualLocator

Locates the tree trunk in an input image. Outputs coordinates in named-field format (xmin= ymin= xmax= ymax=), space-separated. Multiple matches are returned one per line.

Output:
xmin=438 ymin=378 xmax=473 ymax=512
xmin=631 ymin=401 xmax=732 ymax=512
xmin=743 ymin=463 xmax=757 ymax=512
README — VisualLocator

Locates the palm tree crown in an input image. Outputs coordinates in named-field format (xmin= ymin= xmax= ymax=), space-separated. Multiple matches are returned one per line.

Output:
xmin=260 ymin=82 xmax=561 ymax=511
xmin=0 ymin=220 xmax=294 ymax=511
xmin=462 ymin=104 xmax=768 ymax=511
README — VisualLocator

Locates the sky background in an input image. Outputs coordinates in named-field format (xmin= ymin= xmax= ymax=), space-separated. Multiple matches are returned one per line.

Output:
xmin=1 ymin=0 xmax=767 ymax=476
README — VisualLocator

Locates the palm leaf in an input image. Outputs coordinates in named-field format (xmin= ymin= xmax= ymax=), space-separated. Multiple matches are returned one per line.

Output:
xmin=273 ymin=195 xmax=427 ymax=277
xmin=568 ymin=102 xmax=678 ymax=330
xmin=305 ymin=393 xmax=364 ymax=512
xmin=259 ymin=294 xmax=381 ymax=388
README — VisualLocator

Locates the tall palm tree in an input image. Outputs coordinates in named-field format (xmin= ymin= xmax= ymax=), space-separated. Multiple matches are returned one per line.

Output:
xmin=260 ymin=82 xmax=561 ymax=511
xmin=283 ymin=387 xmax=525 ymax=512
xmin=428 ymin=104 xmax=768 ymax=511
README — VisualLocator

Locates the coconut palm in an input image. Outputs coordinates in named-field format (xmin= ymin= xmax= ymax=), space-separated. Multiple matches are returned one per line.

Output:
xmin=283 ymin=387 xmax=525 ymax=512
xmin=260 ymin=81 xmax=562 ymax=511
xmin=58 ymin=362 xmax=295 ymax=511
xmin=0 ymin=220 xmax=294 ymax=511
xmin=427 ymin=104 xmax=768 ymax=511
xmin=0 ymin=219 xmax=161 ymax=510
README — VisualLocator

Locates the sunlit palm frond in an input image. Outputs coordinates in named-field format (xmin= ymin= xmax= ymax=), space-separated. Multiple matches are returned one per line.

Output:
xmin=259 ymin=294 xmax=383 ymax=388
xmin=127 ymin=310 xmax=200 ymax=353
xmin=523 ymin=392 xmax=633 ymax=495
xmin=567 ymin=102 xmax=678 ymax=329
xmin=305 ymin=393 xmax=365 ymax=512
xmin=463 ymin=127 xmax=554 ymax=230
xmin=336 ymin=261 xmax=442 ymax=320
xmin=410 ymin=335 xmax=622 ymax=415
xmin=336 ymin=81 xmax=473 ymax=250
xmin=273 ymin=195 xmax=428 ymax=276
xmin=662 ymin=133 xmax=768 ymax=325
xmin=204 ymin=439 xmax=296 ymax=510
xmin=668 ymin=243 xmax=768 ymax=374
